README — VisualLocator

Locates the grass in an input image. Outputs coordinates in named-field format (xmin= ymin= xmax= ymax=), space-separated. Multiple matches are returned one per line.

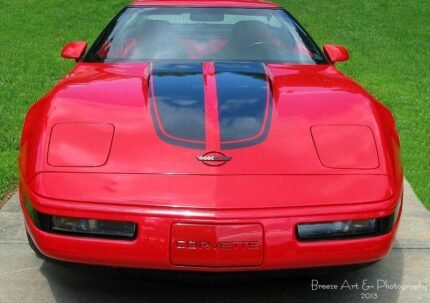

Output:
xmin=0 ymin=0 xmax=428 ymax=208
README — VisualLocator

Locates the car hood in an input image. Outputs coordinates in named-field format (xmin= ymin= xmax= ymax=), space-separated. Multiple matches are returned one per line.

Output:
xmin=32 ymin=61 xmax=390 ymax=176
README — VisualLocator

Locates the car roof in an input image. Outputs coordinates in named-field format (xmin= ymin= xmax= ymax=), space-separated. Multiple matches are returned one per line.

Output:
xmin=129 ymin=0 xmax=280 ymax=8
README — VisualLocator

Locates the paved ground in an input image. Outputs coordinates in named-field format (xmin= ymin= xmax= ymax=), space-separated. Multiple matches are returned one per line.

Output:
xmin=0 ymin=181 xmax=429 ymax=303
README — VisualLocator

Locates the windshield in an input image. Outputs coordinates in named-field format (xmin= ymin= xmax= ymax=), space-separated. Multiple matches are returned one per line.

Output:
xmin=84 ymin=7 xmax=327 ymax=64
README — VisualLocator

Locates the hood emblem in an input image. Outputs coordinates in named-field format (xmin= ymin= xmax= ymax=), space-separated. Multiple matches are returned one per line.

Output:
xmin=197 ymin=151 xmax=232 ymax=166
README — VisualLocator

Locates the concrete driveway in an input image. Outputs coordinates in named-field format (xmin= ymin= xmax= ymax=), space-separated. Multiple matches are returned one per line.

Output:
xmin=0 ymin=181 xmax=429 ymax=303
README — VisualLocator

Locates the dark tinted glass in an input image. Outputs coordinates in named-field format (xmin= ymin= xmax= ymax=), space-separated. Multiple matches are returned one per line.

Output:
xmin=84 ymin=7 xmax=327 ymax=64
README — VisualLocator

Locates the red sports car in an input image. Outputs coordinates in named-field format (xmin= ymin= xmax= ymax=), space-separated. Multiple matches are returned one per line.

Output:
xmin=19 ymin=0 xmax=403 ymax=272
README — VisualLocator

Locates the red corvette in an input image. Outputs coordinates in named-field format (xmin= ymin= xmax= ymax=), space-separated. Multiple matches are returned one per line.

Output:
xmin=19 ymin=0 xmax=403 ymax=272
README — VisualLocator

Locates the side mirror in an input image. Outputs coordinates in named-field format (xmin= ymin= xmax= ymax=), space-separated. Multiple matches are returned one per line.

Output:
xmin=323 ymin=44 xmax=350 ymax=63
xmin=61 ymin=41 xmax=87 ymax=61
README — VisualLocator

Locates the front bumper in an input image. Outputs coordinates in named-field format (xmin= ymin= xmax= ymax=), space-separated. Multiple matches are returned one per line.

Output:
xmin=21 ymin=186 xmax=402 ymax=272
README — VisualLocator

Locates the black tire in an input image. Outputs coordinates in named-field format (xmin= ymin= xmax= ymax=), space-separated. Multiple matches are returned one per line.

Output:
xmin=26 ymin=231 xmax=49 ymax=261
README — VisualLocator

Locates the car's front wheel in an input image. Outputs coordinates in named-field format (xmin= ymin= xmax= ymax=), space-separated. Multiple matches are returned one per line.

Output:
xmin=26 ymin=231 xmax=49 ymax=261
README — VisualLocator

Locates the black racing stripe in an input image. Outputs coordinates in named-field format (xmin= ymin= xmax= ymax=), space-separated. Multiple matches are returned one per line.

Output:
xmin=150 ymin=63 xmax=206 ymax=150
xmin=215 ymin=62 xmax=273 ymax=150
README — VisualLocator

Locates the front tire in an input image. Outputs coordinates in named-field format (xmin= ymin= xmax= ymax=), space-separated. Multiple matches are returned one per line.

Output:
xmin=26 ymin=231 xmax=49 ymax=261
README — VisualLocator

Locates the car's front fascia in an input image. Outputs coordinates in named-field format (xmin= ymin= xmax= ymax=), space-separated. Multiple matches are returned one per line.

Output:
xmin=21 ymin=177 xmax=402 ymax=271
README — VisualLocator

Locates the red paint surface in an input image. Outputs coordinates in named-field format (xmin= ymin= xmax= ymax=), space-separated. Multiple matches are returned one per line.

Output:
xmin=130 ymin=0 xmax=279 ymax=8
xmin=203 ymin=62 xmax=221 ymax=150
xmin=323 ymin=44 xmax=350 ymax=63
xmin=61 ymin=41 xmax=87 ymax=60
xmin=170 ymin=223 xmax=264 ymax=267
xmin=48 ymin=123 xmax=114 ymax=167
xmin=31 ymin=173 xmax=394 ymax=208
xmin=311 ymin=125 xmax=380 ymax=169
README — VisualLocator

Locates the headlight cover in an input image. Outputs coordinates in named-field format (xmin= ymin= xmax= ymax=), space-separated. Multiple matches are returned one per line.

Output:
xmin=48 ymin=122 xmax=114 ymax=167
xmin=23 ymin=194 xmax=136 ymax=240
xmin=51 ymin=216 xmax=137 ymax=239
xmin=297 ymin=213 xmax=398 ymax=241
xmin=297 ymin=219 xmax=377 ymax=241
xmin=311 ymin=125 xmax=380 ymax=169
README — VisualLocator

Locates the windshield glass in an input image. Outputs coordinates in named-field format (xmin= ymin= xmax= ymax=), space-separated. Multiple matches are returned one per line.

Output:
xmin=84 ymin=7 xmax=327 ymax=64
